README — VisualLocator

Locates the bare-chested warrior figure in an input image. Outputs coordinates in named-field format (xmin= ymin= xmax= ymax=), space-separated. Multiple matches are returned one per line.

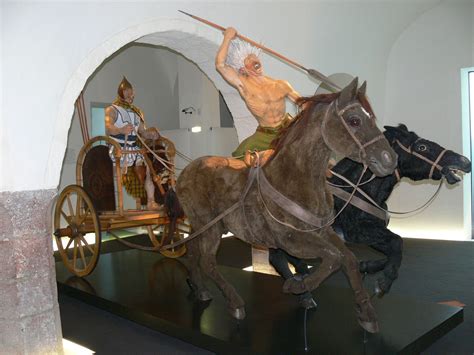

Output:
xmin=216 ymin=28 xmax=316 ymax=308
xmin=216 ymin=27 xmax=301 ymax=158
xmin=105 ymin=77 xmax=161 ymax=210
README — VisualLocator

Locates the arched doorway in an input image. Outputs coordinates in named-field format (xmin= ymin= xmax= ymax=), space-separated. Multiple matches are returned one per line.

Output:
xmin=47 ymin=19 xmax=254 ymax=187
xmin=40 ymin=19 xmax=254 ymax=354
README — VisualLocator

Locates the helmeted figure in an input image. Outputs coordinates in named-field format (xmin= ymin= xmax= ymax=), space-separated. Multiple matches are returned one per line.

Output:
xmin=105 ymin=77 xmax=161 ymax=210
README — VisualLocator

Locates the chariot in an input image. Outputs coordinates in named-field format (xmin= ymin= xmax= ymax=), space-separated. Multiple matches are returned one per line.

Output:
xmin=53 ymin=135 xmax=190 ymax=277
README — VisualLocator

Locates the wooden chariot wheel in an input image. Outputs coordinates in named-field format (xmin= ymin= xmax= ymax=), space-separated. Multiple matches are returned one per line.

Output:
xmin=53 ymin=185 xmax=101 ymax=277
xmin=146 ymin=219 xmax=190 ymax=258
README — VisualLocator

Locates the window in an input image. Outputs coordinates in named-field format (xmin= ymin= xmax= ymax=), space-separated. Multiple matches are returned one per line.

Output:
xmin=461 ymin=68 xmax=473 ymax=239
xmin=90 ymin=102 xmax=108 ymax=137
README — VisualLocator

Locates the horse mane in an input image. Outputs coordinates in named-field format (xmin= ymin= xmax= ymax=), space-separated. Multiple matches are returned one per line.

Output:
xmin=270 ymin=91 xmax=378 ymax=154
xmin=384 ymin=124 xmax=419 ymax=147
xmin=270 ymin=92 xmax=340 ymax=152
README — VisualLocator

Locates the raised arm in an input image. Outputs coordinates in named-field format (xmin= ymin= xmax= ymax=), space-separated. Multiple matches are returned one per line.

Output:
xmin=215 ymin=27 xmax=244 ymax=92
xmin=284 ymin=80 xmax=301 ymax=103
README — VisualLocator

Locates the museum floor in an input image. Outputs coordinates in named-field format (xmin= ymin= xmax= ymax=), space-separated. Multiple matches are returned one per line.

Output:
xmin=57 ymin=237 xmax=473 ymax=354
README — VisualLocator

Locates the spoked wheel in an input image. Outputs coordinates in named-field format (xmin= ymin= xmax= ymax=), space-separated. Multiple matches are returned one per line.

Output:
xmin=146 ymin=219 xmax=190 ymax=258
xmin=53 ymin=185 xmax=101 ymax=277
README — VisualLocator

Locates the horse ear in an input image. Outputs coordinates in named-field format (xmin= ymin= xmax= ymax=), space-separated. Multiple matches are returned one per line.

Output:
xmin=338 ymin=77 xmax=358 ymax=106
xmin=358 ymin=81 xmax=367 ymax=96
xmin=383 ymin=125 xmax=399 ymax=143
xmin=397 ymin=124 xmax=408 ymax=132
xmin=384 ymin=124 xmax=410 ymax=143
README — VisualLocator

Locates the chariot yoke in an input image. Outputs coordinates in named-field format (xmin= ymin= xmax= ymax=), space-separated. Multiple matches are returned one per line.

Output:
xmin=53 ymin=135 xmax=190 ymax=277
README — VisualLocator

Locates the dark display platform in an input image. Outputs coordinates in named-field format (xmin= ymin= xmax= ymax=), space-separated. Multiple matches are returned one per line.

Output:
xmin=56 ymin=249 xmax=463 ymax=354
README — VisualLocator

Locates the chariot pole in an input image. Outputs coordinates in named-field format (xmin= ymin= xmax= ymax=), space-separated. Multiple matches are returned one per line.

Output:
xmin=178 ymin=10 xmax=341 ymax=92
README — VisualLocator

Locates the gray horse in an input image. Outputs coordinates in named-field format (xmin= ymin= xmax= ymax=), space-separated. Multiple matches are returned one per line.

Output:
xmin=176 ymin=78 xmax=397 ymax=333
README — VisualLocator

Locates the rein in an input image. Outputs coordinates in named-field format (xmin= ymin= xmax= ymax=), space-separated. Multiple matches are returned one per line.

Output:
xmin=161 ymin=160 xmax=369 ymax=250
xmin=256 ymin=160 xmax=369 ymax=232
xmin=161 ymin=98 xmax=391 ymax=249
xmin=161 ymin=167 xmax=258 ymax=250
xmin=328 ymin=138 xmax=447 ymax=221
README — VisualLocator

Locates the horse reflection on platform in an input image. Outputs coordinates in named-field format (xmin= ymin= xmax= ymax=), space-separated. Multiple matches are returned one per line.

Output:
xmin=56 ymin=248 xmax=463 ymax=354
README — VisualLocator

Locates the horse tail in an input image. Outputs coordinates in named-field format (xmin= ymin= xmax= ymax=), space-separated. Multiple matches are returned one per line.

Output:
xmin=164 ymin=188 xmax=185 ymax=245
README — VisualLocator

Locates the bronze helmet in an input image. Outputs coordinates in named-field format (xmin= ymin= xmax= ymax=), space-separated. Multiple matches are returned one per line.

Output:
xmin=117 ymin=76 xmax=133 ymax=99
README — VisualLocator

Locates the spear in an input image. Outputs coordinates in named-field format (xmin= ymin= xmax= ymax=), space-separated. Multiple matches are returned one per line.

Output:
xmin=179 ymin=10 xmax=341 ymax=91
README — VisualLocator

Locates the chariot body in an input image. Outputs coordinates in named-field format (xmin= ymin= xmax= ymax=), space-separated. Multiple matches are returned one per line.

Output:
xmin=53 ymin=135 xmax=190 ymax=277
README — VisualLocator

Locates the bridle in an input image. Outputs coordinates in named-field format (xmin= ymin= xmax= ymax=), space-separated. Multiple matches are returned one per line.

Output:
xmin=394 ymin=139 xmax=447 ymax=181
xmin=255 ymin=98 xmax=386 ymax=232
xmin=328 ymin=136 xmax=446 ymax=221
xmin=162 ymin=98 xmax=389 ymax=248
xmin=321 ymin=99 xmax=386 ymax=162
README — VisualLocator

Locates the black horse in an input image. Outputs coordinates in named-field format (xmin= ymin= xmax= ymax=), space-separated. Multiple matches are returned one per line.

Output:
xmin=269 ymin=124 xmax=471 ymax=306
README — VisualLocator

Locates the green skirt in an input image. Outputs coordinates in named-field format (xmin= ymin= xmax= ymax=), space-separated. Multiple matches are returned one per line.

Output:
xmin=232 ymin=114 xmax=292 ymax=159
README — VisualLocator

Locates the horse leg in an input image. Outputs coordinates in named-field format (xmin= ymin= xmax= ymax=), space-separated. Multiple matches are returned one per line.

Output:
xmin=268 ymin=248 xmax=316 ymax=309
xmin=368 ymin=230 xmax=403 ymax=296
xmin=360 ymin=258 xmax=386 ymax=274
xmin=343 ymin=222 xmax=388 ymax=274
xmin=180 ymin=239 xmax=212 ymax=301
xmin=198 ymin=227 xmax=246 ymax=320
xmin=349 ymin=223 xmax=403 ymax=295
xmin=326 ymin=231 xmax=379 ymax=333
xmin=280 ymin=234 xmax=343 ymax=295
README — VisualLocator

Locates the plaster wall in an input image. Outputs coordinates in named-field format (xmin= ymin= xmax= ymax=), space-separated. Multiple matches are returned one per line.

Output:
xmin=384 ymin=1 xmax=473 ymax=239
xmin=2 ymin=0 xmax=442 ymax=192
xmin=2 ymin=1 xmax=472 ymax=237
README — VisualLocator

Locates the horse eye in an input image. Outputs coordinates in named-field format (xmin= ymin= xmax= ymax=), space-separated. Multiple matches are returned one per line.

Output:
xmin=348 ymin=117 xmax=361 ymax=127
xmin=417 ymin=144 xmax=427 ymax=152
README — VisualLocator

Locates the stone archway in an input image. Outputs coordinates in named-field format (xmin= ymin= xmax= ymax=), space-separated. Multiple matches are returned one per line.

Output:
xmin=46 ymin=18 xmax=254 ymax=187
xmin=1 ymin=18 xmax=254 ymax=354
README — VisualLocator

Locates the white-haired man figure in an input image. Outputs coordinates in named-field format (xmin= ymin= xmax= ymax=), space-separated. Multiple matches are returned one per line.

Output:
xmin=216 ymin=29 xmax=317 ymax=308
xmin=216 ymin=27 xmax=301 ymax=158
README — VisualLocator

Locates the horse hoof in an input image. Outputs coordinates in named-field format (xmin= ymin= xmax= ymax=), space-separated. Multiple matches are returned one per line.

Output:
xmin=375 ymin=278 xmax=391 ymax=298
xmin=358 ymin=320 xmax=379 ymax=334
xmin=283 ymin=276 xmax=307 ymax=294
xmin=299 ymin=295 xmax=317 ymax=309
xmin=197 ymin=290 xmax=213 ymax=302
xmin=230 ymin=307 xmax=246 ymax=320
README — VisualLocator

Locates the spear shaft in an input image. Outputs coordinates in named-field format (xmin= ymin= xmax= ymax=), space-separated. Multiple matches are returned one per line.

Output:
xmin=178 ymin=10 xmax=341 ymax=91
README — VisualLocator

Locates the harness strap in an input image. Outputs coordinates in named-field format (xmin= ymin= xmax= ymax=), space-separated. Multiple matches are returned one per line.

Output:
xmin=335 ymin=102 xmax=367 ymax=158
xmin=394 ymin=169 xmax=401 ymax=182
xmin=328 ymin=185 xmax=388 ymax=222
xmin=330 ymin=165 xmax=443 ymax=218
xmin=361 ymin=134 xmax=385 ymax=149
xmin=161 ymin=167 xmax=258 ymax=251
xmin=429 ymin=149 xmax=447 ymax=179
xmin=333 ymin=100 xmax=384 ymax=161
xmin=330 ymin=170 xmax=385 ymax=213
xmin=258 ymin=166 xmax=334 ymax=227
xmin=395 ymin=140 xmax=446 ymax=178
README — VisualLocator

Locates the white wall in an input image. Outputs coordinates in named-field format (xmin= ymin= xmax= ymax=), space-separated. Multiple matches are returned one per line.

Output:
xmin=1 ymin=0 xmax=444 ymax=192
xmin=2 ymin=1 xmax=473 ymax=240
xmin=385 ymin=1 xmax=473 ymax=240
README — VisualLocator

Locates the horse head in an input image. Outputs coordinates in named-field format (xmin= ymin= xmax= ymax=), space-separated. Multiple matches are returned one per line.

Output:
xmin=321 ymin=78 xmax=398 ymax=177
xmin=384 ymin=124 xmax=471 ymax=184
